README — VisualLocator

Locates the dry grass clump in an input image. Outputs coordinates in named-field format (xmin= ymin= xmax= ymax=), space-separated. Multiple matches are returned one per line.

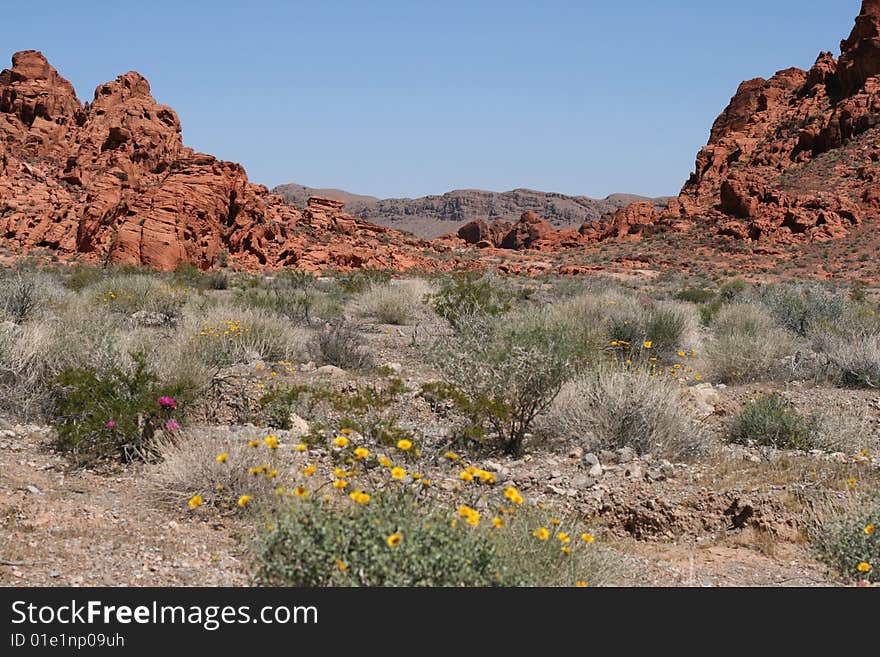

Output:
xmin=348 ymin=279 xmax=433 ymax=325
xmin=0 ymin=302 xmax=130 ymax=419
xmin=170 ymin=304 xmax=310 ymax=372
xmin=147 ymin=427 xmax=288 ymax=509
xmin=85 ymin=274 xmax=190 ymax=320
xmin=0 ymin=268 xmax=68 ymax=322
xmin=703 ymin=303 xmax=798 ymax=384
xmin=537 ymin=365 xmax=703 ymax=459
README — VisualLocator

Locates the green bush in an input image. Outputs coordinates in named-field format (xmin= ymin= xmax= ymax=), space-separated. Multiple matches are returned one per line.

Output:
xmin=87 ymin=275 xmax=190 ymax=321
xmin=253 ymin=494 xmax=510 ymax=587
xmin=727 ymin=393 xmax=817 ymax=451
xmin=336 ymin=269 xmax=391 ymax=295
xmin=759 ymin=284 xmax=848 ymax=337
xmin=718 ymin=278 xmax=749 ymax=302
xmin=49 ymin=354 xmax=189 ymax=462
xmin=424 ymin=311 xmax=580 ymax=455
xmin=676 ymin=286 xmax=716 ymax=304
xmin=812 ymin=499 xmax=879 ymax=583
xmin=428 ymin=272 xmax=512 ymax=330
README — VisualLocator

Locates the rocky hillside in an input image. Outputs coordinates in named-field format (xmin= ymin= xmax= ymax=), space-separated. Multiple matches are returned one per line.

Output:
xmin=273 ymin=183 xmax=669 ymax=238
xmin=662 ymin=0 xmax=880 ymax=243
xmin=0 ymin=51 xmax=445 ymax=272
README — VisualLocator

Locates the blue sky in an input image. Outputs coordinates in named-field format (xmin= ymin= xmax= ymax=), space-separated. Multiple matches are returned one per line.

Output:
xmin=2 ymin=1 xmax=863 ymax=198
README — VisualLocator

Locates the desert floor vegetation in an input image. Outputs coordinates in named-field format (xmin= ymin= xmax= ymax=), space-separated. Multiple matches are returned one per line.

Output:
xmin=1 ymin=262 xmax=877 ymax=587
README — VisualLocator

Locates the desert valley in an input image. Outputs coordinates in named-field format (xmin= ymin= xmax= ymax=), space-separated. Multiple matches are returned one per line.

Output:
xmin=0 ymin=2 xmax=879 ymax=588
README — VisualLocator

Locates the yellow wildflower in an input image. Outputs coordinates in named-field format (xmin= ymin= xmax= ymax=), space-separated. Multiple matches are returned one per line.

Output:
xmin=248 ymin=439 xmax=262 ymax=447
xmin=266 ymin=469 xmax=279 ymax=479
xmin=332 ymin=479 xmax=348 ymax=489
xmin=333 ymin=436 xmax=349 ymax=448
xmin=302 ymin=464 xmax=316 ymax=476
xmin=561 ymin=546 xmax=572 ymax=555
xmin=335 ymin=559 xmax=348 ymax=572
xmin=294 ymin=443 xmax=307 ymax=452
xmin=581 ymin=533 xmax=596 ymax=543
xmin=391 ymin=467 xmax=406 ymax=480
xmin=187 ymin=495 xmax=203 ymax=509
xmin=492 ymin=517 xmax=504 ymax=528
xmin=575 ymin=581 xmax=588 ymax=588
xmin=237 ymin=495 xmax=252 ymax=507
xmin=354 ymin=447 xmax=370 ymax=459
xmin=396 ymin=439 xmax=413 ymax=451
xmin=215 ymin=452 xmax=228 ymax=463
xmin=857 ymin=562 xmax=872 ymax=573
xmin=379 ymin=456 xmax=393 ymax=467
xmin=293 ymin=486 xmax=308 ymax=498
xmin=558 ymin=532 xmax=570 ymax=544
xmin=444 ymin=451 xmax=460 ymax=461
xmin=643 ymin=341 xmax=653 ymax=349
xmin=264 ymin=435 xmax=279 ymax=449
xmin=386 ymin=532 xmax=403 ymax=548
xmin=533 ymin=527 xmax=550 ymax=541
xmin=459 ymin=471 xmax=474 ymax=482
xmin=865 ymin=524 xmax=876 ymax=535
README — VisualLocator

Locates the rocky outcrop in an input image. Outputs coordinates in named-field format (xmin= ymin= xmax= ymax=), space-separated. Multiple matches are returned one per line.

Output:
xmin=0 ymin=51 xmax=441 ymax=272
xmin=667 ymin=0 xmax=880 ymax=243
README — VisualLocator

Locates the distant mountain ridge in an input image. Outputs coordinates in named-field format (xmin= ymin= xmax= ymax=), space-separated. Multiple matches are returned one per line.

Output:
xmin=272 ymin=183 xmax=671 ymax=238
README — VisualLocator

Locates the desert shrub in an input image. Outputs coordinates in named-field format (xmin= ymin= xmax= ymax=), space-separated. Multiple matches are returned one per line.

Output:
xmin=428 ymin=271 xmax=512 ymax=330
xmin=758 ymin=284 xmax=848 ymax=336
xmin=87 ymin=275 xmax=190 ymax=321
xmin=349 ymin=279 xmax=431 ymax=325
xmin=173 ymin=305 xmax=310 ymax=370
xmin=541 ymin=294 xmax=616 ymax=360
xmin=311 ymin=320 xmax=373 ymax=370
xmin=812 ymin=498 xmax=879 ymax=583
xmin=718 ymin=278 xmax=749 ymax=302
xmin=491 ymin=507 xmax=619 ymax=587
xmin=605 ymin=298 xmax=696 ymax=359
xmin=0 ymin=269 xmax=65 ymax=322
xmin=49 ymin=354 xmax=188 ymax=463
xmin=206 ymin=271 xmax=229 ymax=290
xmin=818 ymin=333 xmax=880 ymax=388
xmin=727 ymin=393 xmax=817 ymax=451
xmin=336 ymin=269 xmax=392 ymax=295
xmin=0 ymin=303 xmax=130 ymax=419
xmin=704 ymin=304 xmax=798 ymax=384
xmin=538 ymin=366 xmax=702 ymax=459
xmin=148 ymin=427 xmax=288 ymax=509
xmin=810 ymin=308 xmax=880 ymax=388
xmin=65 ymin=266 xmax=105 ymax=292
xmin=253 ymin=494 xmax=509 ymax=587
xmin=424 ymin=311 xmax=581 ymax=456
xmin=235 ymin=272 xmax=343 ymax=324
xmin=260 ymin=376 xmax=411 ymax=445
xmin=676 ymin=286 xmax=716 ymax=304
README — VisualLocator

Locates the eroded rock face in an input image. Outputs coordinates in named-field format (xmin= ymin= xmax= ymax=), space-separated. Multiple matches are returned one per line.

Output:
xmin=0 ymin=51 xmax=439 ymax=272
xmin=668 ymin=0 xmax=880 ymax=243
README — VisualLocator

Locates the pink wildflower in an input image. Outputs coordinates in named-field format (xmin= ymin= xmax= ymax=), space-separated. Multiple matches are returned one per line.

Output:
xmin=157 ymin=396 xmax=177 ymax=410
xmin=165 ymin=420 xmax=181 ymax=431
xmin=106 ymin=420 xmax=117 ymax=429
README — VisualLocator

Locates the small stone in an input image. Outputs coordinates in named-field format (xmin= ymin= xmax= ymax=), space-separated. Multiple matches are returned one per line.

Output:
xmin=287 ymin=413 xmax=310 ymax=439
xmin=616 ymin=447 xmax=638 ymax=464
xmin=588 ymin=462 xmax=603 ymax=478
xmin=315 ymin=365 xmax=347 ymax=379
xmin=568 ymin=446 xmax=584 ymax=460
xmin=582 ymin=452 xmax=600 ymax=467
xmin=382 ymin=362 xmax=403 ymax=374
xmin=624 ymin=463 xmax=643 ymax=479
xmin=571 ymin=474 xmax=597 ymax=490
xmin=26 ymin=485 xmax=42 ymax=495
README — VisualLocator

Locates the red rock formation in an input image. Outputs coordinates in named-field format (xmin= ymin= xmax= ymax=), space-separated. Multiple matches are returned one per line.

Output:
xmin=0 ymin=51 xmax=441 ymax=272
xmin=668 ymin=0 xmax=880 ymax=243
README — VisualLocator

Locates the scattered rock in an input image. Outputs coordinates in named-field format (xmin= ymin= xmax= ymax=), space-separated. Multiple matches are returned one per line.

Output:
xmin=287 ymin=413 xmax=310 ymax=439
xmin=314 ymin=365 xmax=347 ymax=379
